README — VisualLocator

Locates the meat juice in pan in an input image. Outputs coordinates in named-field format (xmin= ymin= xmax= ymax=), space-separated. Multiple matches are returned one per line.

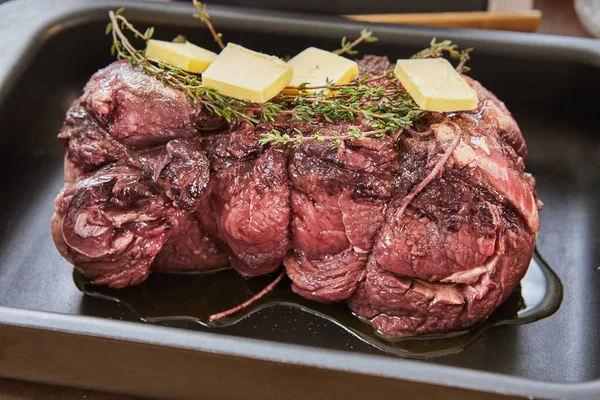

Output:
xmin=75 ymin=249 xmax=560 ymax=358
xmin=52 ymin=54 xmax=562 ymax=354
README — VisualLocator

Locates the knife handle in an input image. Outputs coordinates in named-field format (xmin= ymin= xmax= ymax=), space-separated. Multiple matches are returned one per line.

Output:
xmin=343 ymin=10 xmax=542 ymax=32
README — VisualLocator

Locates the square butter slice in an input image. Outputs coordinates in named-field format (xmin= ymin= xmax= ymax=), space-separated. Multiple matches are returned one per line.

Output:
xmin=285 ymin=47 xmax=359 ymax=94
xmin=202 ymin=43 xmax=293 ymax=103
xmin=146 ymin=39 xmax=217 ymax=74
xmin=394 ymin=58 xmax=478 ymax=112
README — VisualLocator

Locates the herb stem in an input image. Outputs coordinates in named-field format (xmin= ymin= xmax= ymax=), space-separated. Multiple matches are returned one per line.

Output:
xmin=456 ymin=57 xmax=468 ymax=74
xmin=296 ymin=99 xmax=394 ymax=120
xmin=411 ymin=38 xmax=472 ymax=73
xmin=192 ymin=0 xmax=225 ymax=49
xmin=109 ymin=11 xmax=143 ymax=62
xmin=307 ymin=128 xmax=386 ymax=142
xmin=259 ymin=127 xmax=388 ymax=147
xmin=333 ymin=29 xmax=378 ymax=56
xmin=209 ymin=271 xmax=285 ymax=321
xmin=334 ymin=35 xmax=367 ymax=56
xmin=285 ymin=74 xmax=387 ymax=90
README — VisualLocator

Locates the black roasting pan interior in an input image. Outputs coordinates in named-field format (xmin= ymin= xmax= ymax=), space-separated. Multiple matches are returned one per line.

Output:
xmin=0 ymin=0 xmax=599 ymax=398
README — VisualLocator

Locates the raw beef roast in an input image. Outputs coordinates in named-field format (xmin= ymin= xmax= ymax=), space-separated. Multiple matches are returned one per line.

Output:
xmin=51 ymin=58 xmax=541 ymax=337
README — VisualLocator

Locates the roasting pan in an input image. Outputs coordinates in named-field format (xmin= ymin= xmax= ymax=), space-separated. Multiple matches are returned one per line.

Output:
xmin=1 ymin=0 xmax=599 ymax=398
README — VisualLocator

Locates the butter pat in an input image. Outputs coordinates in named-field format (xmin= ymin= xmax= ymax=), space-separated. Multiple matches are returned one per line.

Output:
xmin=146 ymin=39 xmax=217 ymax=74
xmin=202 ymin=43 xmax=293 ymax=103
xmin=394 ymin=58 xmax=478 ymax=112
xmin=285 ymin=47 xmax=359 ymax=94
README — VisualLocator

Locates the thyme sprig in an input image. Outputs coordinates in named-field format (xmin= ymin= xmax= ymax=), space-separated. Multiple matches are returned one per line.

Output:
xmin=107 ymin=10 xmax=264 ymax=123
xmin=172 ymin=34 xmax=187 ymax=43
xmin=192 ymin=0 xmax=225 ymax=49
xmin=106 ymin=8 xmax=153 ymax=63
xmin=269 ymin=72 xmax=423 ymax=136
xmin=333 ymin=29 xmax=378 ymax=56
xmin=260 ymin=126 xmax=386 ymax=148
xmin=411 ymin=38 xmax=473 ymax=73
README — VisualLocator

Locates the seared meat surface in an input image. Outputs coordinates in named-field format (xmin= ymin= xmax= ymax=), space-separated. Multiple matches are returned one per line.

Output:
xmin=51 ymin=164 xmax=181 ymax=287
xmin=51 ymin=58 xmax=541 ymax=337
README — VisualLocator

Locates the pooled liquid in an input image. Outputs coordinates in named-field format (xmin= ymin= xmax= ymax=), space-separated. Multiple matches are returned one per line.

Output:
xmin=74 ymin=248 xmax=562 ymax=359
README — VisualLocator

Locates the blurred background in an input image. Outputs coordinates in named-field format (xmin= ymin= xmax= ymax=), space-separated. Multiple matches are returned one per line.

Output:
xmin=192 ymin=0 xmax=597 ymax=37
xmin=0 ymin=0 xmax=597 ymax=36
